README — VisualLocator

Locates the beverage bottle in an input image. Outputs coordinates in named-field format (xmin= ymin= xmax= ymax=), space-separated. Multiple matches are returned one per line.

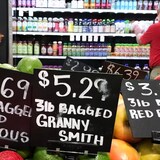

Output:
xmin=32 ymin=17 xmax=38 ymax=32
xmin=27 ymin=41 xmax=33 ymax=55
xmin=63 ymin=42 xmax=68 ymax=56
xmin=58 ymin=41 xmax=63 ymax=56
xmin=137 ymin=0 xmax=143 ymax=10
xmin=12 ymin=41 xmax=17 ymax=55
xmin=52 ymin=41 xmax=58 ymax=56
xmin=31 ymin=0 xmax=36 ymax=7
xmin=41 ymin=43 xmax=47 ymax=55
xmin=95 ymin=0 xmax=101 ymax=8
xmin=22 ymin=0 xmax=27 ymax=7
xmin=134 ymin=64 xmax=141 ymax=70
xmin=73 ymin=18 xmax=79 ymax=33
xmin=148 ymin=1 xmax=152 ymax=10
xmin=26 ymin=0 xmax=31 ymax=8
xmin=59 ymin=18 xmax=65 ymax=32
xmin=68 ymin=18 xmax=74 ymax=32
xmin=115 ymin=0 xmax=121 ymax=10
xmin=84 ymin=0 xmax=89 ymax=8
xmin=47 ymin=43 xmax=53 ymax=55
xmin=92 ymin=19 xmax=98 ymax=33
xmin=12 ymin=0 xmax=16 ymax=7
xmin=42 ymin=17 xmax=48 ymax=32
xmin=143 ymin=0 xmax=148 ymax=10
xmin=98 ymin=19 xmax=103 ymax=33
xmin=110 ymin=19 xmax=116 ymax=33
xmin=132 ymin=0 xmax=137 ymax=10
xmin=82 ymin=19 xmax=88 ymax=33
xmin=78 ymin=19 xmax=83 ymax=33
xmin=88 ymin=19 xmax=93 ymax=33
xmin=48 ymin=17 xmax=53 ymax=32
xmin=34 ymin=41 xmax=40 ymax=55
xmin=101 ymin=0 xmax=107 ymax=8
xmin=143 ymin=64 xmax=150 ymax=79
xmin=18 ymin=0 xmax=22 ymax=7
xmin=17 ymin=41 xmax=23 ymax=54
xmin=22 ymin=41 xmax=28 ymax=55
xmin=107 ymin=0 xmax=112 ymax=9
xmin=90 ymin=0 xmax=96 ymax=8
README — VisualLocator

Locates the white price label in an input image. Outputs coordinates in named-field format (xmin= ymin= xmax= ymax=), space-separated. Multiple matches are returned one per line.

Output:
xmin=76 ymin=35 xmax=81 ymax=41
xmin=19 ymin=10 xmax=24 ymax=17
xmin=94 ymin=35 xmax=98 ymax=42
xmin=82 ymin=35 xmax=87 ymax=41
xmin=100 ymin=36 xmax=105 ymax=42
xmin=70 ymin=35 xmax=75 ymax=41
xmin=88 ymin=35 xmax=93 ymax=42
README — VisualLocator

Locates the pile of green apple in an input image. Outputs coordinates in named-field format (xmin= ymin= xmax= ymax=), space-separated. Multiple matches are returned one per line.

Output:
xmin=0 ymin=56 xmax=43 ymax=74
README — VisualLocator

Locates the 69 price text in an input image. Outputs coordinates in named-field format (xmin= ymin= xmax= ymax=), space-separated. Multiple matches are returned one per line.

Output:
xmin=0 ymin=77 xmax=30 ymax=99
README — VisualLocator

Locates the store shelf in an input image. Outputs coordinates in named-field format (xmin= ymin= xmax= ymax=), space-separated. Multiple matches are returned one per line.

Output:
xmin=12 ymin=7 xmax=157 ymax=14
xmin=12 ymin=31 xmax=136 ymax=37
xmin=13 ymin=55 xmax=149 ymax=60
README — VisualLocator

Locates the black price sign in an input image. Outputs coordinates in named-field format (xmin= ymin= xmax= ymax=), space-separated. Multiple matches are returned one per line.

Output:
xmin=121 ymin=79 xmax=160 ymax=138
xmin=31 ymin=69 xmax=122 ymax=154
xmin=0 ymin=68 xmax=32 ymax=148
xmin=62 ymin=57 xmax=99 ymax=73
xmin=102 ymin=61 xmax=148 ymax=79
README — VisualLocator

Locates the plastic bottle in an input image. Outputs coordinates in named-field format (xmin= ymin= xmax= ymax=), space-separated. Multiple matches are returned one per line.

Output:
xmin=52 ymin=41 xmax=58 ymax=56
xmin=143 ymin=64 xmax=150 ymax=79
xmin=83 ymin=0 xmax=89 ymax=8
xmin=41 ymin=43 xmax=47 ymax=55
xmin=12 ymin=41 xmax=17 ymax=55
xmin=34 ymin=41 xmax=40 ymax=55
xmin=132 ymin=0 xmax=137 ymax=10
xmin=63 ymin=43 xmax=68 ymax=56
xmin=17 ymin=41 xmax=23 ymax=54
xmin=42 ymin=17 xmax=48 ymax=32
xmin=58 ymin=41 xmax=63 ymax=56
xmin=48 ymin=17 xmax=53 ymax=32
xmin=22 ymin=41 xmax=28 ymax=55
xmin=90 ymin=0 xmax=96 ymax=8
xmin=27 ymin=41 xmax=33 ymax=55
xmin=47 ymin=43 xmax=53 ymax=55
xmin=134 ymin=64 xmax=141 ymax=70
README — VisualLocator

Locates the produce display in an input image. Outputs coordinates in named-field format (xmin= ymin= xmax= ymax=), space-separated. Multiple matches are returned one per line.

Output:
xmin=0 ymin=56 xmax=160 ymax=160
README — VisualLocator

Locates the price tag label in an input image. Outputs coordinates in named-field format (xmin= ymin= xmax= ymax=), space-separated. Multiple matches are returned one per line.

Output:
xmin=31 ymin=69 xmax=122 ymax=154
xmin=70 ymin=35 xmax=75 ymax=41
xmin=102 ymin=61 xmax=148 ymax=80
xmin=88 ymin=35 xmax=93 ymax=42
xmin=121 ymin=79 xmax=160 ymax=138
xmin=29 ymin=10 xmax=33 ymax=17
xmin=19 ymin=10 xmax=24 ymax=17
xmin=82 ymin=35 xmax=87 ymax=41
xmin=94 ymin=35 xmax=98 ymax=42
xmin=100 ymin=36 xmax=105 ymax=42
xmin=0 ymin=68 xmax=32 ymax=148
xmin=76 ymin=35 xmax=81 ymax=41
xmin=62 ymin=57 xmax=99 ymax=73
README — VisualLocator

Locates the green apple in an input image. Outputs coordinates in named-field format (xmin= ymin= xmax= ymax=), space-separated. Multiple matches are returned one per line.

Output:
xmin=136 ymin=139 xmax=160 ymax=160
xmin=0 ymin=63 xmax=17 ymax=70
xmin=140 ymin=154 xmax=160 ymax=160
xmin=17 ymin=56 xmax=43 ymax=74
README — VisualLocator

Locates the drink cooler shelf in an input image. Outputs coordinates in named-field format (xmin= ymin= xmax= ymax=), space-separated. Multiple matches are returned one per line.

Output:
xmin=12 ymin=7 xmax=157 ymax=14
xmin=13 ymin=55 xmax=149 ymax=60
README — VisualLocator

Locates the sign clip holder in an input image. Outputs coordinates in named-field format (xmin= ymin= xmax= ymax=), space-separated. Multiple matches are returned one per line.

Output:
xmin=152 ymin=130 xmax=160 ymax=144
